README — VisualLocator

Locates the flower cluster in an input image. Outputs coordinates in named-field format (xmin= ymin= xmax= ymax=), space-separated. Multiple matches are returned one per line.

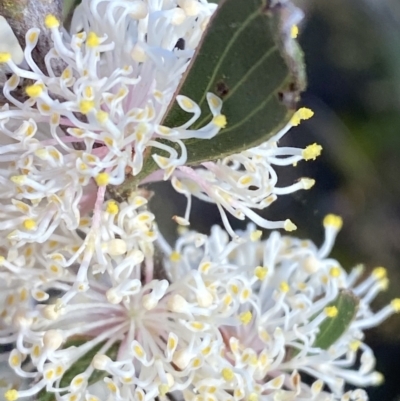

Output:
xmin=2 ymin=213 xmax=398 ymax=401
xmin=0 ymin=1 xmax=396 ymax=401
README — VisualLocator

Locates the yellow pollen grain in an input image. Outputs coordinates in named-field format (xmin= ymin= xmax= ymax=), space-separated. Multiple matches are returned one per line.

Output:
xmin=221 ymin=368 xmax=234 ymax=381
xmin=45 ymin=369 xmax=55 ymax=380
xmin=45 ymin=14 xmax=60 ymax=29
xmin=104 ymin=137 xmax=114 ymax=147
xmin=212 ymin=114 xmax=227 ymax=128
xmin=202 ymin=346 xmax=211 ymax=355
xmin=329 ymin=266 xmax=341 ymax=278
xmin=239 ymin=311 xmax=252 ymax=325
xmin=167 ymin=337 xmax=176 ymax=350
xmin=291 ymin=24 xmax=299 ymax=38
xmin=302 ymin=143 xmax=322 ymax=161
xmin=133 ymin=345 xmax=144 ymax=357
xmin=107 ymin=382 xmax=117 ymax=393
xmin=325 ymin=306 xmax=338 ymax=318
xmin=72 ymin=377 xmax=84 ymax=386
xmin=23 ymin=219 xmax=36 ymax=230
xmin=10 ymin=355 xmax=20 ymax=367
xmin=223 ymin=294 xmax=232 ymax=306
xmin=250 ymin=230 xmax=262 ymax=241
xmin=181 ymin=98 xmax=194 ymax=109
xmin=323 ymin=214 xmax=343 ymax=230
xmin=291 ymin=107 xmax=314 ymax=126
xmin=170 ymin=251 xmax=181 ymax=262
xmin=391 ymin=298 xmax=400 ymax=312
xmin=279 ymin=281 xmax=289 ymax=293
xmin=158 ymin=384 xmax=169 ymax=397
xmin=40 ymin=103 xmax=51 ymax=112
xmin=254 ymin=266 xmax=268 ymax=280
xmin=249 ymin=393 xmax=258 ymax=401
xmin=26 ymin=84 xmax=43 ymax=98
xmin=32 ymin=345 xmax=40 ymax=358
xmin=241 ymin=288 xmax=251 ymax=300
xmin=79 ymin=100 xmax=95 ymax=114
xmin=5 ymin=389 xmax=18 ymax=401
xmin=106 ymin=201 xmax=119 ymax=214
xmin=0 ymin=52 xmax=11 ymax=63
xmin=84 ymin=86 xmax=93 ymax=98
xmin=349 ymin=340 xmax=361 ymax=352
xmin=28 ymin=31 xmax=38 ymax=43
xmin=372 ymin=267 xmax=387 ymax=279
xmin=191 ymin=322 xmax=204 ymax=330
xmin=199 ymin=261 xmax=211 ymax=273
xmin=56 ymin=366 xmax=64 ymax=376
xmin=192 ymin=358 xmax=201 ymax=368
xmin=284 ymin=219 xmax=297 ymax=232
xmin=95 ymin=172 xmax=110 ymax=186
xmin=62 ymin=68 xmax=71 ymax=80
xmin=97 ymin=111 xmax=109 ymax=124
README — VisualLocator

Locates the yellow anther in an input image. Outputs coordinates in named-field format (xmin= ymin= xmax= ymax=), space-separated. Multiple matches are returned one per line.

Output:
xmin=349 ymin=340 xmax=361 ymax=352
xmin=107 ymin=381 xmax=117 ymax=393
xmin=10 ymin=355 xmax=20 ymax=367
xmin=302 ymin=143 xmax=322 ymax=161
xmin=291 ymin=25 xmax=299 ymax=39
xmin=170 ymin=251 xmax=181 ymax=262
xmin=279 ymin=281 xmax=289 ymax=293
xmin=158 ymin=384 xmax=170 ymax=396
xmin=221 ymin=368 xmax=235 ymax=381
xmin=181 ymin=97 xmax=194 ymax=109
xmin=248 ymin=393 xmax=258 ymax=401
xmin=239 ymin=311 xmax=252 ymax=325
xmin=284 ymin=219 xmax=297 ymax=232
xmin=324 ymin=306 xmax=338 ymax=318
xmin=97 ymin=111 xmax=109 ymax=124
xmin=212 ymin=114 xmax=227 ymax=129
xmin=5 ymin=389 xmax=18 ymax=401
xmin=323 ymin=214 xmax=343 ymax=230
xmin=87 ymin=31 xmax=100 ymax=47
xmin=291 ymin=107 xmax=314 ymax=126
xmin=26 ymin=84 xmax=43 ymax=98
xmin=391 ymin=298 xmax=400 ymax=312
xmin=254 ymin=266 xmax=268 ymax=281
xmin=199 ymin=261 xmax=211 ymax=273
xmin=372 ymin=267 xmax=387 ymax=280
xmin=95 ymin=172 xmax=110 ymax=186
xmin=190 ymin=322 xmax=204 ymax=330
xmin=23 ymin=219 xmax=36 ymax=230
xmin=0 ymin=52 xmax=11 ymax=63
xmin=167 ymin=337 xmax=176 ymax=351
xmin=301 ymin=178 xmax=315 ymax=190
xmin=329 ymin=266 xmax=341 ymax=278
xmin=79 ymin=100 xmax=95 ymax=114
xmin=133 ymin=345 xmax=144 ymax=358
xmin=45 ymin=14 xmax=60 ymax=29
xmin=106 ymin=201 xmax=119 ymax=214
xmin=250 ymin=230 xmax=262 ymax=241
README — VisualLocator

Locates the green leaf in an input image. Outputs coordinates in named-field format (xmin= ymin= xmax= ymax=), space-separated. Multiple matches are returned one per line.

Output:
xmin=313 ymin=290 xmax=360 ymax=350
xmin=110 ymin=0 xmax=306 ymax=199
xmin=36 ymin=338 xmax=120 ymax=401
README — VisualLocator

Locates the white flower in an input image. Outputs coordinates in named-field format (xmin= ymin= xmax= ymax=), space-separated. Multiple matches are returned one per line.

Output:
xmin=0 ymin=0 xmax=224 ymax=260
xmin=2 ymin=215 xmax=398 ymax=401
xmin=164 ymin=108 xmax=321 ymax=237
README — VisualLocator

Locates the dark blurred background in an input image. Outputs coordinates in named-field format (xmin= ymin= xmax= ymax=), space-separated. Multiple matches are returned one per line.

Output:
xmin=64 ymin=0 xmax=400 ymax=398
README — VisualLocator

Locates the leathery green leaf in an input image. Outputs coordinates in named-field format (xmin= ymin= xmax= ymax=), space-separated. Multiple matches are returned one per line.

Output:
xmin=110 ymin=0 xmax=306 ymax=199
xmin=313 ymin=290 xmax=360 ymax=350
